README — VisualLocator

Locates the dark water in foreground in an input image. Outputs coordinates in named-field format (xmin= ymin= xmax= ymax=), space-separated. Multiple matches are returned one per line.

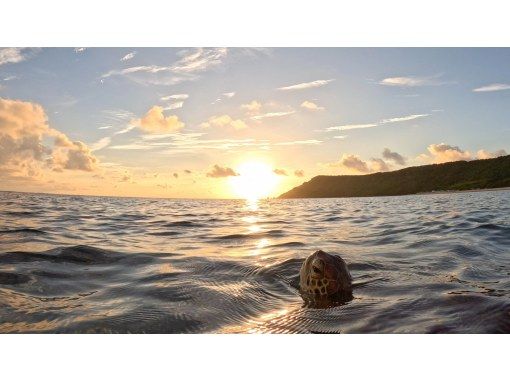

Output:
xmin=1 ymin=190 xmax=509 ymax=333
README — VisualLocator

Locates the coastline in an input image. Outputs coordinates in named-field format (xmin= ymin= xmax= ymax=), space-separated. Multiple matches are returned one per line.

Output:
xmin=416 ymin=186 xmax=510 ymax=196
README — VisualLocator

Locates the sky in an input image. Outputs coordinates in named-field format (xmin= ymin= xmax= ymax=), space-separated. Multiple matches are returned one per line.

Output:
xmin=0 ymin=47 xmax=509 ymax=199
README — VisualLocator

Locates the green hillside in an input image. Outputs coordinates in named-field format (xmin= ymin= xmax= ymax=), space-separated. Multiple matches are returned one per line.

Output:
xmin=279 ymin=155 xmax=510 ymax=199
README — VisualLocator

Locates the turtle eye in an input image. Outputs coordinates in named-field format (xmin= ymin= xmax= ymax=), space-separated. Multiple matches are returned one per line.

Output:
xmin=312 ymin=265 xmax=322 ymax=274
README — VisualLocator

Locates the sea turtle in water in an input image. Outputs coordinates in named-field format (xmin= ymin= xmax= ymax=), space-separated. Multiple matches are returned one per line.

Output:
xmin=299 ymin=250 xmax=353 ymax=307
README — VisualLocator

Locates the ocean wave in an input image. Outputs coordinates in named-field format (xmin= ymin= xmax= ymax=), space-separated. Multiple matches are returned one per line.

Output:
xmin=1 ymin=190 xmax=510 ymax=333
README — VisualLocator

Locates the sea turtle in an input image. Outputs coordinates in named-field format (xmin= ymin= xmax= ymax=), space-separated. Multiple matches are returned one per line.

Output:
xmin=299 ymin=250 xmax=352 ymax=306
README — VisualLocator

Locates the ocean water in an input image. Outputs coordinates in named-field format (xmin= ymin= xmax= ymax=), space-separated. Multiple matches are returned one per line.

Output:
xmin=0 ymin=190 xmax=509 ymax=333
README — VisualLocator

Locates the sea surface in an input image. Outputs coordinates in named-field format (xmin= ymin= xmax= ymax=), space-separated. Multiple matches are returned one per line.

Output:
xmin=1 ymin=190 xmax=509 ymax=333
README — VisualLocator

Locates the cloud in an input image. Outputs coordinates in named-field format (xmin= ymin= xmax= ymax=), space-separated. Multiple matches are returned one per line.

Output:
xmin=251 ymin=111 xmax=295 ymax=120
xmin=476 ymin=149 xmax=508 ymax=159
xmin=91 ymin=137 xmax=112 ymax=151
xmin=173 ymin=173 xmax=179 ymax=178
xmin=273 ymin=168 xmax=288 ymax=176
xmin=161 ymin=94 xmax=189 ymax=101
xmin=200 ymin=115 xmax=247 ymax=130
xmin=329 ymin=153 xmax=392 ymax=174
xmin=382 ymin=148 xmax=406 ymax=165
xmin=327 ymin=124 xmax=378 ymax=132
xmin=0 ymin=98 xmax=50 ymax=177
xmin=172 ymin=47 xmax=227 ymax=74
xmin=333 ymin=154 xmax=370 ymax=173
xmin=109 ymin=144 xmax=152 ymax=150
xmin=333 ymin=135 xmax=347 ymax=139
xmin=0 ymin=98 xmax=98 ymax=178
xmin=74 ymin=48 xmax=87 ymax=53
xmin=120 ymin=172 xmax=132 ymax=182
xmin=427 ymin=143 xmax=471 ymax=163
xmin=274 ymin=139 xmax=322 ymax=146
xmin=379 ymin=75 xmax=445 ymax=87
xmin=0 ymin=48 xmax=37 ymax=66
xmin=278 ymin=79 xmax=334 ymax=91
xmin=206 ymin=164 xmax=239 ymax=178
xmin=241 ymin=100 xmax=262 ymax=115
xmin=301 ymin=100 xmax=324 ymax=111
xmin=114 ymin=124 xmax=136 ymax=135
xmin=163 ymin=102 xmax=184 ymax=110
xmin=327 ymin=114 xmax=429 ymax=131
xmin=294 ymin=169 xmax=304 ymax=177
xmin=101 ymin=48 xmax=227 ymax=85
xmin=184 ymin=169 xmax=192 ymax=174
xmin=370 ymin=158 xmax=391 ymax=172
xmin=121 ymin=51 xmax=136 ymax=61
xmin=136 ymin=106 xmax=185 ymax=134
xmin=380 ymin=114 xmax=429 ymax=124
xmin=211 ymin=92 xmax=237 ymax=104
xmin=52 ymin=141 xmax=98 ymax=172
xmin=472 ymin=83 xmax=510 ymax=92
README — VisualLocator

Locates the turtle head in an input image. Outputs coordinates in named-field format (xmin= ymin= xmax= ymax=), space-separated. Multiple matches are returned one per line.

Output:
xmin=299 ymin=250 xmax=353 ymax=305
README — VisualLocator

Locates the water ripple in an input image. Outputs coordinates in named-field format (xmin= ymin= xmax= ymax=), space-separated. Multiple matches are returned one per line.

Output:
xmin=1 ymin=190 xmax=509 ymax=333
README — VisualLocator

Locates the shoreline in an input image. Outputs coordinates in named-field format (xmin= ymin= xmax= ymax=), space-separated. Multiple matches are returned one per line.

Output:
xmin=416 ymin=186 xmax=510 ymax=196
xmin=278 ymin=186 xmax=510 ymax=200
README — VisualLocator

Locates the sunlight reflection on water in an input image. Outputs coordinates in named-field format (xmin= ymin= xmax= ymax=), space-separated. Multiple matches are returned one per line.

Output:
xmin=1 ymin=190 xmax=510 ymax=333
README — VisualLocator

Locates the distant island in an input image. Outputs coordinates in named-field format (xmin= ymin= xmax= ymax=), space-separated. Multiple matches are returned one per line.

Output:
xmin=279 ymin=155 xmax=510 ymax=198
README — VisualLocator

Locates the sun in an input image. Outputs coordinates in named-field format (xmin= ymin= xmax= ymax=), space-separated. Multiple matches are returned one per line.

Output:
xmin=229 ymin=161 xmax=280 ymax=200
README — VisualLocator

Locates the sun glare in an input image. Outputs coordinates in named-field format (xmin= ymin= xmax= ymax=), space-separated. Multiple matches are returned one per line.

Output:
xmin=229 ymin=161 xmax=280 ymax=200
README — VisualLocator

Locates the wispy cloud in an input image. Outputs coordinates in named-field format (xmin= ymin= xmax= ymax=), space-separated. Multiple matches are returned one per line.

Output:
xmin=172 ymin=48 xmax=227 ymax=74
xmin=251 ymin=111 xmax=295 ymax=120
xmin=120 ymin=51 xmax=136 ymax=61
xmin=91 ymin=137 xmax=112 ymax=152
xmin=327 ymin=114 xmax=429 ymax=131
xmin=211 ymin=91 xmax=237 ymax=104
xmin=301 ymin=100 xmax=324 ymax=111
xmin=327 ymin=123 xmax=377 ymax=132
xmin=0 ymin=48 xmax=38 ymax=66
xmin=278 ymin=79 xmax=334 ymax=91
xmin=109 ymin=144 xmax=153 ymax=150
xmin=472 ymin=83 xmax=510 ymax=92
xmin=274 ymin=140 xmax=322 ymax=146
xmin=379 ymin=75 xmax=446 ymax=87
xmin=74 ymin=48 xmax=87 ymax=53
xmin=101 ymin=48 xmax=228 ymax=85
xmin=107 ymin=132 xmax=324 ymax=154
xmin=161 ymin=94 xmax=189 ymax=101
xmin=163 ymin=102 xmax=184 ymax=110
xmin=114 ymin=124 xmax=137 ymax=135
xmin=380 ymin=114 xmax=429 ymax=124
xmin=200 ymin=115 xmax=248 ymax=130
xmin=241 ymin=100 xmax=262 ymax=115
